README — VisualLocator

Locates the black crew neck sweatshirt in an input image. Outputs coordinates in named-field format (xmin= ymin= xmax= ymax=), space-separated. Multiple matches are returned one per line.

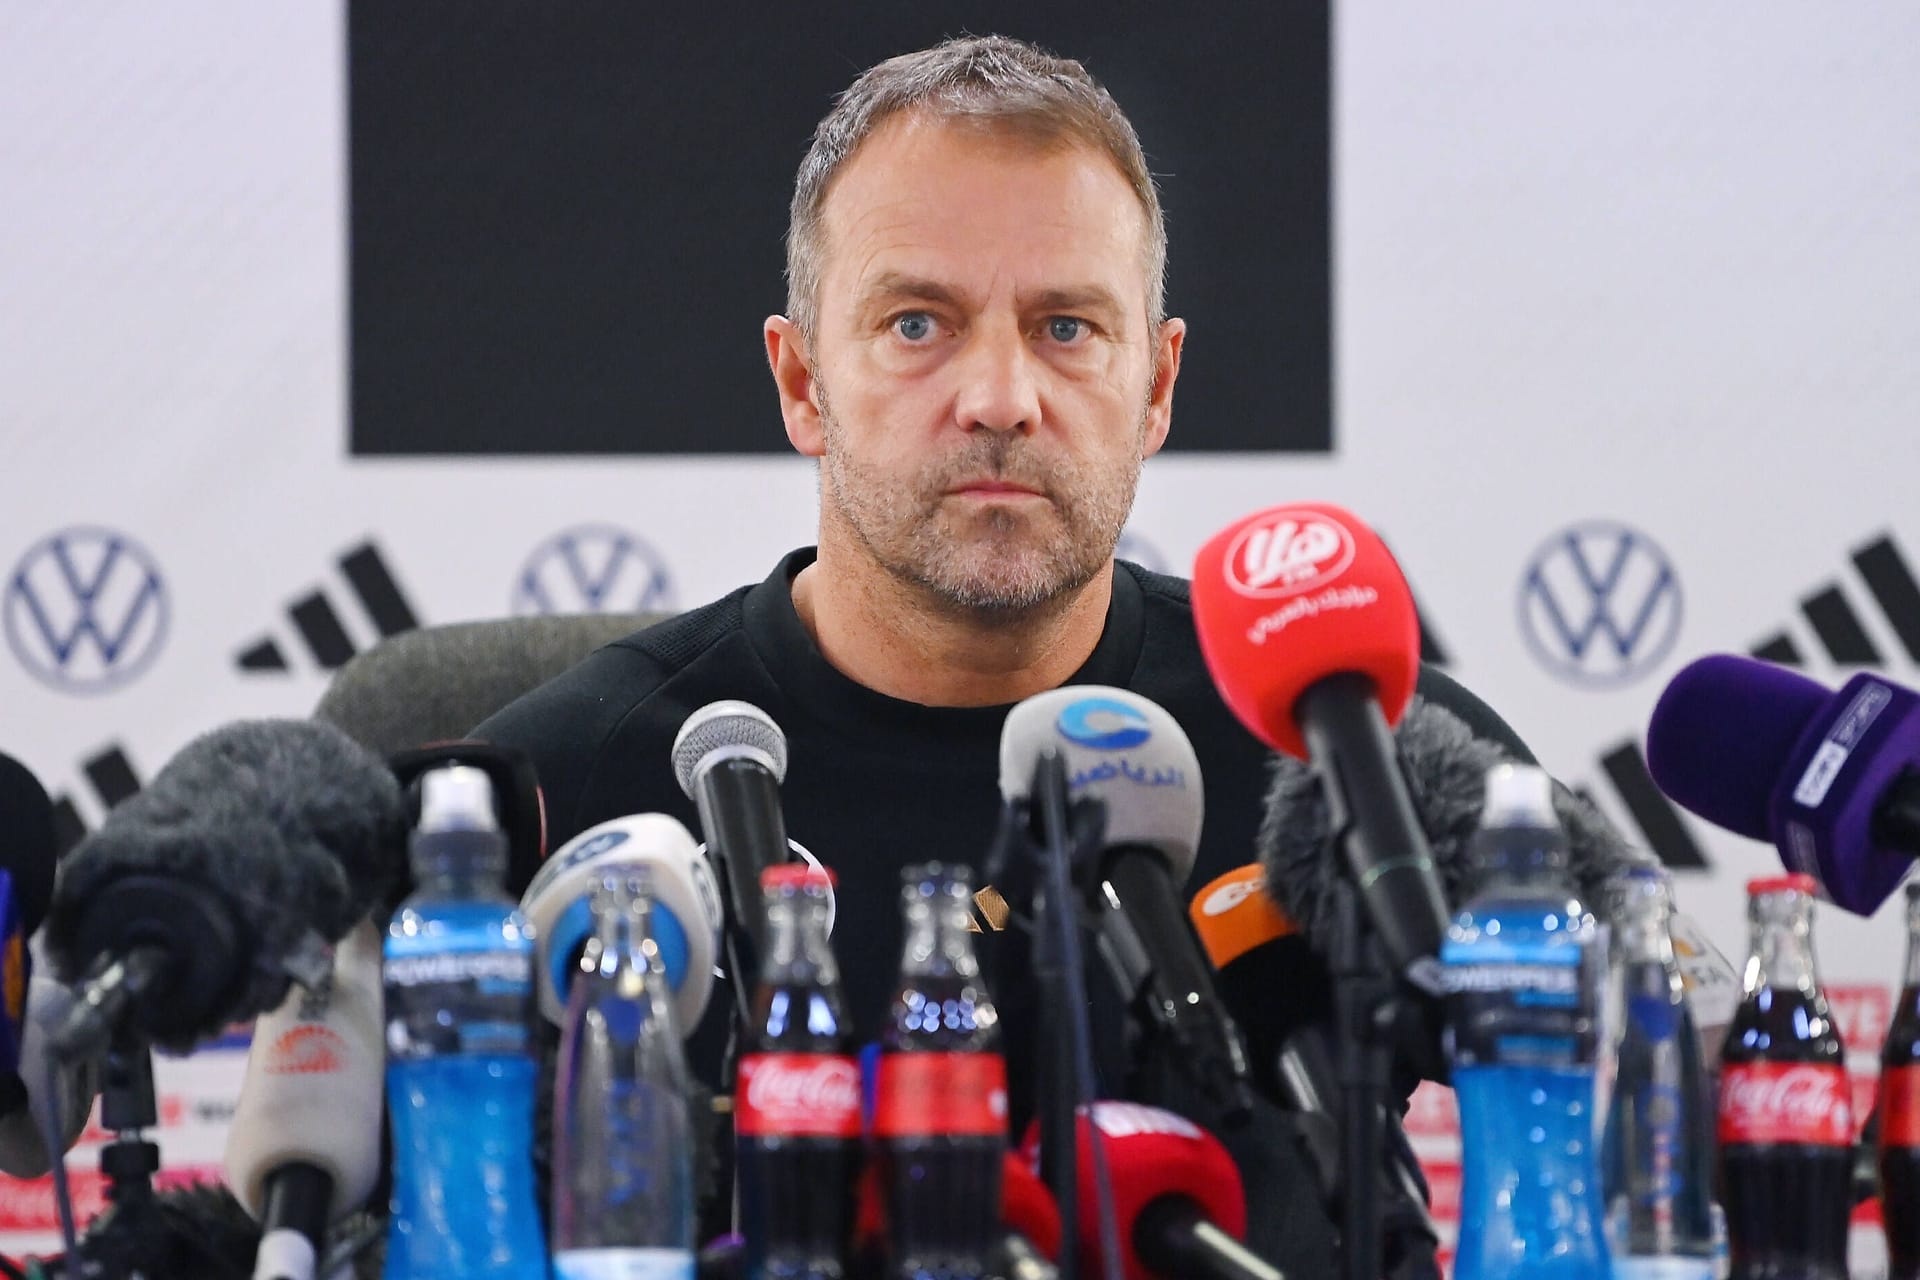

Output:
xmin=473 ymin=547 xmax=1530 ymax=1267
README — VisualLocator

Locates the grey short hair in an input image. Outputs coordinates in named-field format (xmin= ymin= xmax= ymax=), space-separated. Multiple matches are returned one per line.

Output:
xmin=785 ymin=35 xmax=1167 ymax=341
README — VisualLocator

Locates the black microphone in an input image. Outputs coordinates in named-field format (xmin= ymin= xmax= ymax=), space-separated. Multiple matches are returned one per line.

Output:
xmin=998 ymin=686 xmax=1255 ymax=1127
xmin=41 ymin=720 xmax=405 ymax=1057
xmin=1258 ymin=696 xmax=1637 ymax=952
xmin=1256 ymin=694 xmax=1641 ymax=1083
xmin=671 ymin=700 xmax=791 ymax=990
xmin=1191 ymin=504 xmax=1449 ymax=986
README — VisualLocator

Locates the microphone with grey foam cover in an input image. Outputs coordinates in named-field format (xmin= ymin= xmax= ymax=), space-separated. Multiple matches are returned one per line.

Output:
xmin=44 ymin=719 xmax=406 ymax=1058
xmin=1258 ymin=694 xmax=1648 ymax=1084
xmin=999 ymin=686 xmax=1255 ymax=1125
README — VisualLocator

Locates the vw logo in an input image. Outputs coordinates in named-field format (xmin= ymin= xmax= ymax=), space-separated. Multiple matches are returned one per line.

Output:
xmin=1057 ymin=697 xmax=1152 ymax=750
xmin=512 ymin=524 xmax=676 ymax=617
xmin=1518 ymin=520 xmax=1683 ymax=689
xmin=4 ymin=527 xmax=170 ymax=694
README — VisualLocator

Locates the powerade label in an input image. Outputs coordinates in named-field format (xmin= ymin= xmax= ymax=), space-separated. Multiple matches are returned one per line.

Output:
xmin=553 ymin=1247 xmax=694 ymax=1279
xmin=1879 ymin=1065 xmax=1920 ymax=1147
xmin=873 ymin=1053 xmax=1008 ymax=1139
xmin=384 ymin=945 xmax=533 ymax=1060
xmin=1441 ymin=935 xmax=1602 ymax=1066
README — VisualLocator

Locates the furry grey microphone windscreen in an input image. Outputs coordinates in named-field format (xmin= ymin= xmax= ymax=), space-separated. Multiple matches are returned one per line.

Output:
xmin=43 ymin=720 xmax=407 ymax=1047
xmin=1257 ymin=696 xmax=1641 ymax=954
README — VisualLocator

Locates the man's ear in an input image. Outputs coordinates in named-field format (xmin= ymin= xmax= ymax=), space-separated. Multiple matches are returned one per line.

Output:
xmin=766 ymin=316 xmax=825 ymax=458
xmin=1141 ymin=316 xmax=1186 ymax=459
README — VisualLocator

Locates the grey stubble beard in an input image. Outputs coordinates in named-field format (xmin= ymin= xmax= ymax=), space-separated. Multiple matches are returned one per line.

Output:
xmin=814 ymin=378 xmax=1148 ymax=621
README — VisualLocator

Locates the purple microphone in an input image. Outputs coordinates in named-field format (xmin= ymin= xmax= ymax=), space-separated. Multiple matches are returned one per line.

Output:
xmin=1646 ymin=653 xmax=1920 ymax=916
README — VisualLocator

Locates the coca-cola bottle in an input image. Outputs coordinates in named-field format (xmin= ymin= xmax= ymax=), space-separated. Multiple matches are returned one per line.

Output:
xmin=1879 ymin=881 xmax=1920 ymax=1280
xmin=874 ymin=863 xmax=1006 ymax=1280
xmin=735 ymin=863 xmax=861 ymax=1280
xmin=1717 ymin=873 xmax=1854 ymax=1280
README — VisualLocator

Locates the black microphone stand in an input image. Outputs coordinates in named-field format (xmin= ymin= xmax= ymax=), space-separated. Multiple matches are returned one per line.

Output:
xmin=68 ymin=1030 xmax=165 ymax=1280
xmin=990 ymin=749 xmax=1123 ymax=1280
xmin=1327 ymin=878 xmax=1390 ymax=1280
xmin=1324 ymin=877 xmax=1445 ymax=1280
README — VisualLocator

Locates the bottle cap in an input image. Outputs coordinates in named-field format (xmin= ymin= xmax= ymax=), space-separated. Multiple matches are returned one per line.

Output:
xmin=761 ymin=862 xmax=835 ymax=891
xmin=418 ymin=765 xmax=498 ymax=833
xmin=1747 ymin=873 xmax=1818 ymax=897
xmin=1479 ymin=763 xmax=1556 ymax=829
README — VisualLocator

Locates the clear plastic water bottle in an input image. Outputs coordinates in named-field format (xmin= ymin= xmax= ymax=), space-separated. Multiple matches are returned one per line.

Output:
xmin=384 ymin=765 xmax=547 ymax=1279
xmin=551 ymin=870 xmax=696 ymax=1279
xmin=1599 ymin=864 xmax=1715 ymax=1280
xmin=1443 ymin=764 xmax=1611 ymax=1280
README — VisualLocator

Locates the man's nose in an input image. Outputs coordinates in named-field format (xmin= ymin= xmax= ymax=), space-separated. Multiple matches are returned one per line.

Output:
xmin=951 ymin=324 xmax=1042 ymax=435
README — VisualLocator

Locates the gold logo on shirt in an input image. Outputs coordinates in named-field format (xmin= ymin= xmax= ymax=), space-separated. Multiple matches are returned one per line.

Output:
xmin=969 ymin=885 xmax=1011 ymax=932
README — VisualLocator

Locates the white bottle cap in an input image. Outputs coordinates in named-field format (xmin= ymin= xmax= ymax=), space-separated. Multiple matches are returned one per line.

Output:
xmin=418 ymin=765 xmax=498 ymax=833
xmin=1480 ymin=763 xmax=1557 ymax=830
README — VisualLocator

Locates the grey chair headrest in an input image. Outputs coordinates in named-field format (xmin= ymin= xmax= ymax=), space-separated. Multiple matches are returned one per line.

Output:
xmin=313 ymin=613 xmax=665 ymax=758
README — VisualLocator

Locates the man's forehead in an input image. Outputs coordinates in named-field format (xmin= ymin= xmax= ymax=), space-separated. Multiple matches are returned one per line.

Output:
xmin=816 ymin=113 xmax=1150 ymax=304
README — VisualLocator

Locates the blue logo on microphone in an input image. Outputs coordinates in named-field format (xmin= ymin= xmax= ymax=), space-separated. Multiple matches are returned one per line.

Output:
xmin=1057 ymin=698 xmax=1152 ymax=750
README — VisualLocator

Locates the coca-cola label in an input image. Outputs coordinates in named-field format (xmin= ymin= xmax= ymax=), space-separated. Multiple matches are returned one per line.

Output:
xmin=734 ymin=1053 xmax=861 ymax=1138
xmin=873 ymin=1052 xmax=1008 ymax=1139
xmin=1880 ymin=1064 xmax=1920 ymax=1148
xmin=1717 ymin=1062 xmax=1854 ymax=1146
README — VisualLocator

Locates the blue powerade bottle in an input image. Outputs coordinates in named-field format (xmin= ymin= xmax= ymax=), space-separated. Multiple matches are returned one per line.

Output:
xmin=384 ymin=765 xmax=548 ymax=1279
xmin=1444 ymin=764 xmax=1610 ymax=1280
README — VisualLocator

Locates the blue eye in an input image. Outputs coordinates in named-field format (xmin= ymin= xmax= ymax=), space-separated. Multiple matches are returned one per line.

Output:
xmin=1048 ymin=317 xmax=1087 ymax=343
xmin=894 ymin=312 xmax=934 ymax=341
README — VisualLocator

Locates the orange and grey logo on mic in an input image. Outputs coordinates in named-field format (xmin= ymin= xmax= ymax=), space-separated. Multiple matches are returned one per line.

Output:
xmin=1188 ymin=864 xmax=1294 ymax=969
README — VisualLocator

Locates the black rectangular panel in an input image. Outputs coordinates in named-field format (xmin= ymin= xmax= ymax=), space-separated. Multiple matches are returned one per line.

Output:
xmin=349 ymin=2 xmax=1330 ymax=455
xmin=1749 ymin=633 xmax=1804 ymax=666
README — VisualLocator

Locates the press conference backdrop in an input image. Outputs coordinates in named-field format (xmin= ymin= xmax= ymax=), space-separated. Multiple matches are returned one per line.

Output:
xmin=4 ymin=1 xmax=1918 ymax=1265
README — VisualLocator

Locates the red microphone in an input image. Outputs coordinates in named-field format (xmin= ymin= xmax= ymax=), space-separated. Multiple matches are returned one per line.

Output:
xmin=1024 ymin=1102 xmax=1280 ymax=1280
xmin=1190 ymin=503 xmax=1446 ymax=979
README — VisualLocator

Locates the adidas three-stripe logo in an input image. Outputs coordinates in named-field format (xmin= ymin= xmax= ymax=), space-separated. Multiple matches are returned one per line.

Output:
xmin=1749 ymin=533 xmax=1920 ymax=668
xmin=237 ymin=540 xmax=421 ymax=673
xmin=49 ymin=742 xmax=142 ymax=856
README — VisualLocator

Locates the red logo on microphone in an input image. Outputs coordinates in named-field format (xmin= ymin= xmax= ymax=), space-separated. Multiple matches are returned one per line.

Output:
xmin=264 ymin=1024 xmax=348 ymax=1076
xmin=1717 ymin=1062 xmax=1854 ymax=1146
xmin=1223 ymin=511 xmax=1355 ymax=598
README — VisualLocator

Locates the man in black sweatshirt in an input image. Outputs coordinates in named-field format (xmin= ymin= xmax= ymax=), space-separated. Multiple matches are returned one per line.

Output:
xmin=478 ymin=34 xmax=1525 ymax=1273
